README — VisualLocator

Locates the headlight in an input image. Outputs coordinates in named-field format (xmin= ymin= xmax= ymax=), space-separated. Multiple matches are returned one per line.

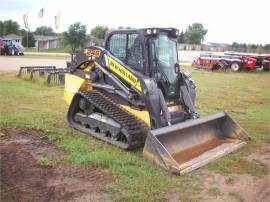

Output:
xmin=146 ymin=29 xmax=152 ymax=35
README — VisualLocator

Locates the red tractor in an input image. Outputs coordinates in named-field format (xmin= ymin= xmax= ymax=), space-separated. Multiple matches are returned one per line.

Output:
xmin=0 ymin=39 xmax=4 ymax=55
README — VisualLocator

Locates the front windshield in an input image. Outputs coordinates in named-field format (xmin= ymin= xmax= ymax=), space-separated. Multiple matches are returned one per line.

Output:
xmin=151 ymin=35 xmax=178 ymax=84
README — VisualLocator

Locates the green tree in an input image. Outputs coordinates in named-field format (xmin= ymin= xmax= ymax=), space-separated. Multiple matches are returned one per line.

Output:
xmin=264 ymin=44 xmax=270 ymax=52
xmin=63 ymin=22 xmax=87 ymax=52
xmin=232 ymin=42 xmax=239 ymax=48
xmin=249 ymin=44 xmax=258 ymax=49
xmin=0 ymin=21 xmax=4 ymax=36
xmin=184 ymin=23 xmax=207 ymax=44
xmin=22 ymin=31 xmax=35 ymax=47
xmin=90 ymin=25 xmax=108 ymax=39
xmin=0 ymin=20 xmax=20 ymax=35
xmin=34 ymin=26 xmax=56 ymax=36
xmin=19 ymin=29 xmax=28 ymax=37
xmin=177 ymin=31 xmax=185 ymax=43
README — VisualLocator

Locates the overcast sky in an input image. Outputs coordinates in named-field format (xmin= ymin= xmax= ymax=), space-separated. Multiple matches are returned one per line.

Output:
xmin=0 ymin=0 xmax=269 ymax=44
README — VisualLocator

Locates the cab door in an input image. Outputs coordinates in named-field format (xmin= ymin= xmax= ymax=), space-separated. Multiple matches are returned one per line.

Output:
xmin=106 ymin=31 xmax=145 ymax=74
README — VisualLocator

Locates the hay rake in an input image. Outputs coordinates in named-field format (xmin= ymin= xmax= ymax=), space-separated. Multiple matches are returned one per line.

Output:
xmin=46 ymin=70 xmax=67 ymax=85
xmin=18 ymin=66 xmax=69 ymax=85
xmin=18 ymin=66 xmax=56 ymax=78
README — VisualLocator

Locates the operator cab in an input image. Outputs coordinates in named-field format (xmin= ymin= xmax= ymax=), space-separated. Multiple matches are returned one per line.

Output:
xmin=105 ymin=28 xmax=180 ymax=99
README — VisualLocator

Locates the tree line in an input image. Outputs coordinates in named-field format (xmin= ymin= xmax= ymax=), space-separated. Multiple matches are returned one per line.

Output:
xmin=0 ymin=20 xmax=209 ymax=51
xmin=1 ymin=20 xmax=269 ymax=53
xmin=231 ymin=42 xmax=270 ymax=52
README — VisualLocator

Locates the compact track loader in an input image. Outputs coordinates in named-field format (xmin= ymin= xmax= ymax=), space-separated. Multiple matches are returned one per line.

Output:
xmin=64 ymin=28 xmax=249 ymax=174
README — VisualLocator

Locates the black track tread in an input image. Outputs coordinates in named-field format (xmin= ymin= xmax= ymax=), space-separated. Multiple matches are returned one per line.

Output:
xmin=76 ymin=90 xmax=148 ymax=149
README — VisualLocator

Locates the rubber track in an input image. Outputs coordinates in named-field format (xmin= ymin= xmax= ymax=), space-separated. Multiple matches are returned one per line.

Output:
xmin=76 ymin=90 xmax=148 ymax=149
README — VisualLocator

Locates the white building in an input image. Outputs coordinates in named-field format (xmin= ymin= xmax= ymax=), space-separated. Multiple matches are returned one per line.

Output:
xmin=34 ymin=35 xmax=60 ymax=50
xmin=0 ymin=34 xmax=22 ymax=45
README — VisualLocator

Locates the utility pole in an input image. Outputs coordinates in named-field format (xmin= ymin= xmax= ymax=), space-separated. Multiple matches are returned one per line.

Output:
xmin=38 ymin=8 xmax=44 ymax=51
xmin=42 ymin=15 xmax=44 ymax=36
xmin=23 ymin=12 xmax=29 ymax=48
xmin=26 ymin=29 xmax=28 ymax=48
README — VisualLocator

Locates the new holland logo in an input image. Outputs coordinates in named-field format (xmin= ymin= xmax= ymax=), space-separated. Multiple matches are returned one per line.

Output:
xmin=108 ymin=56 xmax=142 ymax=92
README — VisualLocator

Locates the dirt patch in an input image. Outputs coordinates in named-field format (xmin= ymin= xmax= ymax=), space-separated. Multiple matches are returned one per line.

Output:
xmin=200 ymin=145 xmax=270 ymax=202
xmin=156 ymin=145 xmax=270 ymax=202
xmin=0 ymin=126 xmax=113 ymax=202
xmin=200 ymin=172 xmax=270 ymax=202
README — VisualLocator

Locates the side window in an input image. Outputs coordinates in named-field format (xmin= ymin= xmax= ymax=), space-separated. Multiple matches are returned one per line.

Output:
xmin=127 ymin=34 xmax=143 ymax=71
xmin=108 ymin=34 xmax=127 ymax=62
xmin=108 ymin=33 xmax=144 ymax=72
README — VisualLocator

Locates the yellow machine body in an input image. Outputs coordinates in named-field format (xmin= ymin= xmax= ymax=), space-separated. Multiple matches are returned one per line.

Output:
xmin=64 ymin=72 xmax=152 ymax=128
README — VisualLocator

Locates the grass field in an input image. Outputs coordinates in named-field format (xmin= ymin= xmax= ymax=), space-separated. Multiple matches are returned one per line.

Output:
xmin=0 ymin=69 xmax=269 ymax=201
xmin=25 ymin=46 xmax=80 ymax=53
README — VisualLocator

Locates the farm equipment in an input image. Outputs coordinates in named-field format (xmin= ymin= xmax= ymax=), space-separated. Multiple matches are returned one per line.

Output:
xmin=0 ymin=39 xmax=24 ymax=56
xmin=64 ymin=28 xmax=249 ymax=174
xmin=193 ymin=53 xmax=257 ymax=71
xmin=18 ymin=66 xmax=69 ymax=85
xmin=0 ymin=39 xmax=4 ymax=55
xmin=192 ymin=56 xmax=229 ymax=71
xmin=261 ymin=55 xmax=270 ymax=70
xmin=225 ymin=51 xmax=270 ymax=70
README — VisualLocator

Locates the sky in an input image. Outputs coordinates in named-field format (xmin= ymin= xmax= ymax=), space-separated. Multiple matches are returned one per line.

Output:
xmin=0 ymin=0 xmax=269 ymax=45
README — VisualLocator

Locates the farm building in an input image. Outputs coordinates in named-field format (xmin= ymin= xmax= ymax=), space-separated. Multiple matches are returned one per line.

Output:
xmin=34 ymin=35 xmax=61 ymax=51
xmin=202 ymin=42 xmax=231 ymax=52
xmin=178 ymin=43 xmax=202 ymax=51
xmin=178 ymin=42 xmax=232 ymax=52
xmin=0 ymin=34 xmax=23 ymax=45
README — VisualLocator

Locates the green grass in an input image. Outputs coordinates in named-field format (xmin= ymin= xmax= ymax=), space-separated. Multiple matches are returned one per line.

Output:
xmin=225 ymin=173 xmax=239 ymax=184
xmin=207 ymin=187 xmax=223 ymax=196
xmin=39 ymin=46 xmax=72 ymax=53
xmin=0 ymin=69 xmax=269 ymax=201
xmin=25 ymin=47 xmax=38 ymax=52
xmin=228 ymin=191 xmax=244 ymax=202
xmin=25 ymin=46 xmax=81 ymax=53
xmin=38 ymin=157 xmax=52 ymax=167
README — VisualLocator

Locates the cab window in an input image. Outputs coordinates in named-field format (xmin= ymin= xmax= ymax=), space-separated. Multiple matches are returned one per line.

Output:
xmin=108 ymin=33 xmax=143 ymax=72
xmin=127 ymin=34 xmax=143 ymax=71
xmin=108 ymin=34 xmax=127 ymax=62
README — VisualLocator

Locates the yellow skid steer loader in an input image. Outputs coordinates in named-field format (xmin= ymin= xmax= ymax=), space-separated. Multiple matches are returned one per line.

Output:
xmin=64 ymin=28 xmax=249 ymax=174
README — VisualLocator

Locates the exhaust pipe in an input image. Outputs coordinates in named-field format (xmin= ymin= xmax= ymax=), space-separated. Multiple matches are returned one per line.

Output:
xmin=143 ymin=112 xmax=249 ymax=174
